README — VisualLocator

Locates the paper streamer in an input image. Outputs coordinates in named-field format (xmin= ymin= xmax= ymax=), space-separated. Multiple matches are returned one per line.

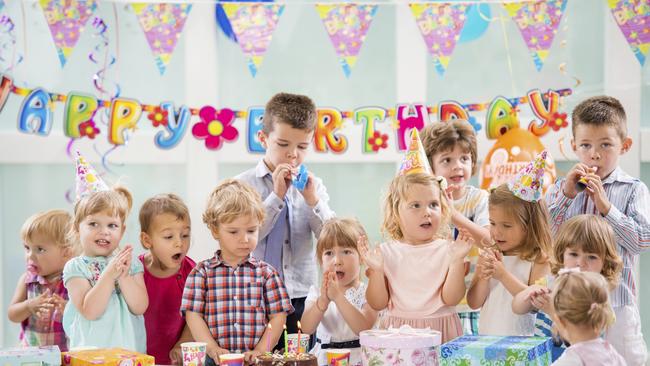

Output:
xmin=131 ymin=3 xmax=192 ymax=75
xmin=409 ymin=3 xmax=468 ymax=76
xmin=39 ymin=0 xmax=97 ymax=66
xmin=0 ymin=15 xmax=24 ymax=74
xmin=607 ymin=0 xmax=650 ymax=66
xmin=315 ymin=4 xmax=378 ymax=78
xmin=222 ymin=3 xmax=284 ymax=77
xmin=503 ymin=0 xmax=567 ymax=71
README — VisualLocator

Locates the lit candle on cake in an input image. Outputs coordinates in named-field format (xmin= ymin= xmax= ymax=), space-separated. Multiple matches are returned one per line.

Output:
xmin=297 ymin=321 xmax=302 ymax=354
xmin=266 ymin=323 xmax=272 ymax=353
xmin=283 ymin=324 xmax=288 ymax=356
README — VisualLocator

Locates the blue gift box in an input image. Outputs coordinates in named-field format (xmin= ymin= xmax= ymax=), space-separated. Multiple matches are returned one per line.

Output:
xmin=440 ymin=336 xmax=552 ymax=366
xmin=0 ymin=345 xmax=61 ymax=366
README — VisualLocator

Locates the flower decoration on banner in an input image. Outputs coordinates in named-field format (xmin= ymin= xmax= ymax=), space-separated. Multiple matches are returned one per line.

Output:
xmin=131 ymin=3 xmax=192 ymax=75
xmin=409 ymin=3 xmax=468 ymax=76
xmin=607 ymin=0 xmax=650 ymax=66
xmin=315 ymin=4 xmax=378 ymax=78
xmin=368 ymin=130 xmax=388 ymax=152
xmin=192 ymin=107 xmax=239 ymax=150
xmin=79 ymin=120 xmax=100 ymax=139
xmin=503 ymin=0 xmax=567 ymax=71
xmin=550 ymin=111 xmax=567 ymax=131
xmin=148 ymin=106 xmax=169 ymax=127
xmin=222 ymin=3 xmax=284 ymax=77
xmin=39 ymin=0 xmax=97 ymax=66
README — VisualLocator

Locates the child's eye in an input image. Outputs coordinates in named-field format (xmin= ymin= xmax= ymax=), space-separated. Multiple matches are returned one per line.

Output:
xmin=579 ymin=143 xmax=591 ymax=149
xmin=278 ymin=143 xmax=288 ymax=147
xmin=228 ymin=231 xmax=237 ymax=235
xmin=88 ymin=222 xmax=97 ymax=227
xmin=343 ymin=249 xmax=353 ymax=255
xmin=109 ymin=223 xmax=119 ymax=229
xmin=461 ymin=155 xmax=471 ymax=162
xmin=164 ymin=235 xmax=173 ymax=240
xmin=323 ymin=251 xmax=333 ymax=256
xmin=182 ymin=234 xmax=190 ymax=239
xmin=410 ymin=203 xmax=420 ymax=209
xmin=441 ymin=158 xmax=450 ymax=164
xmin=298 ymin=145 xmax=308 ymax=150
xmin=588 ymin=255 xmax=600 ymax=261
xmin=247 ymin=230 xmax=256 ymax=234
xmin=568 ymin=252 xmax=578 ymax=257
xmin=37 ymin=247 xmax=46 ymax=253
xmin=429 ymin=202 xmax=439 ymax=209
xmin=489 ymin=221 xmax=495 ymax=226
xmin=601 ymin=143 xmax=612 ymax=149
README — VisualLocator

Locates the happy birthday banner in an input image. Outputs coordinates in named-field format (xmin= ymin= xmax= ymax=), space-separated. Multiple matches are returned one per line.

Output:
xmin=0 ymin=74 xmax=573 ymax=153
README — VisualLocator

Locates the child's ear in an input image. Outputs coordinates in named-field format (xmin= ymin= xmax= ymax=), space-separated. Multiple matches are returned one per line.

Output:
xmin=621 ymin=137 xmax=633 ymax=154
xmin=570 ymin=137 xmax=577 ymax=152
xmin=257 ymin=130 xmax=268 ymax=149
xmin=210 ymin=227 xmax=220 ymax=241
xmin=140 ymin=232 xmax=152 ymax=249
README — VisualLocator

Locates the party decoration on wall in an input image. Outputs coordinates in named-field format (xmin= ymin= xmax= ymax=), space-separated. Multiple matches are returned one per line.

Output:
xmin=484 ymin=96 xmax=520 ymax=139
xmin=246 ymin=107 xmax=265 ymax=153
xmin=109 ymin=98 xmax=142 ymax=145
xmin=398 ymin=128 xmax=433 ymax=176
xmin=458 ymin=4 xmax=491 ymax=43
xmin=314 ymin=108 xmax=348 ymax=153
xmin=75 ymin=150 xmax=110 ymax=201
xmin=18 ymin=88 xmax=53 ymax=136
xmin=526 ymin=88 xmax=563 ymax=136
xmin=192 ymin=107 xmax=239 ymax=150
xmin=0 ymin=15 xmax=24 ymax=74
xmin=222 ymin=3 xmax=284 ymax=77
xmin=438 ymin=100 xmax=470 ymax=123
xmin=131 ymin=3 xmax=192 ymax=75
xmin=153 ymin=102 xmax=191 ymax=149
xmin=409 ymin=3 xmax=468 ymax=76
xmin=508 ymin=150 xmax=549 ymax=202
xmin=39 ymin=0 xmax=97 ymax=66
xmin=503 ymin=0 xmax=567 ymax=71
xmin=315 ymin=4 xmax=378 ymax=78
xmin=354 ymin=107 xmax=386 ymax=153
xmin=608 ymin=0 xmax=650 ymax=66
xmin=395 ymin=104 xmax=428 ymax=151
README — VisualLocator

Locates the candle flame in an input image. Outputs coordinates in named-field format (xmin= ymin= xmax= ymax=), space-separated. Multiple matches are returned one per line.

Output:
xmin=297 ymin=321 xmax=302 ymax=329
xmin=268 ymin=323 xmax=272 ymax=329
xmin=283 ymin=324 xmax=287 ymax=330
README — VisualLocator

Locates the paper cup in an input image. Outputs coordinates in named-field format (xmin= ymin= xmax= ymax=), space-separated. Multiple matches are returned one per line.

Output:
xmin=326 ymin=349 xmax=350 ymax=366
xmin=181 ymin=342 xmax=207 ymax=366
xmin=286 ymin=333 xmax=310 ymax=353
xmin=219 ymin=353 xmax=245 ymax=366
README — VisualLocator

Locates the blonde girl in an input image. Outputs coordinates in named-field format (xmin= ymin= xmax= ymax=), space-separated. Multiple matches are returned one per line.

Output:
xmin=361 ymin=173 xmax=473 ymax=343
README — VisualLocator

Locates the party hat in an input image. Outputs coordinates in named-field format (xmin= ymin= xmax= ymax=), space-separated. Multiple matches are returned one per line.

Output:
xmin=398 ymin=128 xmax=433 ymax=176
xmin=75 ymin=150 xmax=109 ymax=201
xmin=508 ymin=150 xmax=548 ymax=202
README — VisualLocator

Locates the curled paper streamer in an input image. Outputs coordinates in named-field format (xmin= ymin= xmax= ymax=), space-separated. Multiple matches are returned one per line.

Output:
xmin=0 ymin=15 xmax=23 ymax=73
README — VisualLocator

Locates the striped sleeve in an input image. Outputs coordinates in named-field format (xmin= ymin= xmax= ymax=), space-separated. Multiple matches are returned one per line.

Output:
xmin=263 ymin=265 xmax=294 ymax=316
xmin=180 ymin=264 xmax=206 ymax=315
xmin=604 ymin=182 xmax=650 ymax=255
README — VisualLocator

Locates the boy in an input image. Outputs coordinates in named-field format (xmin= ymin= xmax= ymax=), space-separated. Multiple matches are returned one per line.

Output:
xmin=420 ymin=120 xmax=490 ymax=335
xmin=138 ymin=194 xmax=195 ymax=365
xmin=181 ymin=180 xmax=293 ymax=365
xmin=235 ymin=92 xmax=335 ymax=340
xmin=546 ymin=95 xmax=649 ymax=366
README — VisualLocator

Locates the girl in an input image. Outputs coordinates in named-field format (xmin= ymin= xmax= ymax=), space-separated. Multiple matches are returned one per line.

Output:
xmin=361 ymin=172 xmax=472 ymax=343
xmin=466 ymin=183 xmax=552 ymax=336
xmin=8 ymin=210 xmax=76 ymax=351
xmin=63 ymin=184 xmax=148 ymax=352
xmin=550 ymin=271 xmax=625 ymax=366
xmin=301 ymin=218 xmax=377 ymax=366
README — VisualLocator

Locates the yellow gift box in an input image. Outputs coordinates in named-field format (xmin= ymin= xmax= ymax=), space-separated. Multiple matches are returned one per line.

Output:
xmin=61 ymin=348 xmax=154 ymax=366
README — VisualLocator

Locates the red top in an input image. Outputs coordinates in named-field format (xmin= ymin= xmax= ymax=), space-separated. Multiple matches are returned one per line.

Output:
xmin=139 ymin=254 xmax=195 ymax=364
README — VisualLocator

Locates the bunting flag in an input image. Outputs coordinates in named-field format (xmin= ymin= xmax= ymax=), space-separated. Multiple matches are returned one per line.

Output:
xmin=39 ymin=0 xmax=97 ymax=66
xmin=315 ymin=4 xmax=378 ymax=78
xmin=503 ymin=0 xmax=567 ymax=71
xmin=409 ymin=3 xmax=468 ymax=76
xmin=222 ymin=3 xmax=284 ymax=77
xmin=131 ymin=3 xmax=192 ymax=75
xmin=607 ymin=0 xmax=650 ymax=66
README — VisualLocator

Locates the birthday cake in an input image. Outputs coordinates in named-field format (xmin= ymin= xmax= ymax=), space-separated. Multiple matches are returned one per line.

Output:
xmin=255 ymin=352 xmax=318 ymax=366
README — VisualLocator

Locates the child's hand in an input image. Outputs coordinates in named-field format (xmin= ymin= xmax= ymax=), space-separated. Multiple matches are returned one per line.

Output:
xmin=208 ymin=345 xmax=230 ymax=362
xmin=300 ymin=172 xmax=319 ymax=207
xmin=27 ymin=289 xmax=54 ymax=319
xmin=325 ymin=271 xmax=345 ymax=302
xmin=320 ymin=273 xmax=331 ymax=303
xmin=529 ymin=287 xmax=552 ymax=313
xmin=49 ymin=293 xmax=67 ymax=314
xmin=244 ymin=350 xmax=264 ymax=364
xmin=491 ymin=250 xmax=507 ymax=281
xmin=583 ymin=173 xmax=612 ymax=216
xmin=477 ymin=250 xmax=495 ymax=280
xmin=449 ymin=230 xmax=473 ymax=262
xmin=272 ymin=163 xmax=295 ymax=199
xmin=564 ymin=163 xmax=593 ymax=198
xmin=358 ymin=236 xmax=383 ymax=272
xmin=120 ymin=245 xmax=133 ymax=277
xmin=105 ymin=246 xmax=133 ymax=280
xmin=169 ymin=346 xmax=182 ymax=365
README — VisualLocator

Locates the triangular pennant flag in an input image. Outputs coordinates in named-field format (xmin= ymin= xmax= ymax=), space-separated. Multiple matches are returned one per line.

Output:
xmin=222 ymin=3 xmax=284 ymax=77
xmin=39 ymin=0 xmax=97 ymax=66
xmin=409 ymin=3 xmax=468 ymax=77
xmin=315 ymin=4 xmax=378 ymax=78
xmin=607 ymin=0 xmax=650 ymax=66
xmin=131 ymin=3 xmax=192 ymax=75
xmin=503 ymin=0 xmax=567 ymax=71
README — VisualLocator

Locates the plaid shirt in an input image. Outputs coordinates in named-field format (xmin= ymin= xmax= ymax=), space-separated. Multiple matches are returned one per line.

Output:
xmin=181 ymin=251 xmax=293 ymax=353
xmin=20 ymin=272 xmax=68 ymax=351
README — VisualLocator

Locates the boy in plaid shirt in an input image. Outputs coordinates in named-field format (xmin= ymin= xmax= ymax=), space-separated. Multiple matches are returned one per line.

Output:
xmin=182 ymin=179 xmax=293 ymax=366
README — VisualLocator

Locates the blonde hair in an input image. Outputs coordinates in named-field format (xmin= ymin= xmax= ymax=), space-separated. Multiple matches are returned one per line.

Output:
xmin=22 ymin=209 xmax=77 ymax=254
xmin=421 ymin=120 xmax=478 ymax=175
xmin=382 ymin=173 xmax=451 ymax=241
xmin=488 ymin=184 xmax=551 ymax=262
xmin=552 ymin=215 xmax=622 ymax=288
xmin=203 ymin=179 xmax=265 ymax=232
xmin=553 ymin=271 xmax=615 ymax=333
xmin=316 ymin=218 xmax=367 ymax=265
xmin=139 ymin=193 xmax=190 ymax=234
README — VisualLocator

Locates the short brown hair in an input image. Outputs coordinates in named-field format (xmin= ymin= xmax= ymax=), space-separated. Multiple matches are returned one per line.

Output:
xmin=488 ymin=184 xmax=551 ymax=262
xmin=382 ymin=173 xmax=451 ymax=241
xmin=22 ymin=209 xmax=74 ymax=251
xmin=139 ymin=193 xmax=190 ymax=234
xmin=572 ymin=95 xmax=627 ymax=140
xmin=203 ymin=179 xmax=265 ymax=232
xmin=316 ymin=218 xmax=367 ymax=265
xmin=553 ymin=271 xmax=615 ymax=333
xmin=551 ymin=215 xmax=622 ymax=288
xmin=421 ymin=120 xmax=478 ymax=175
xmin=262 ymin=92 xmax=317 ymax=133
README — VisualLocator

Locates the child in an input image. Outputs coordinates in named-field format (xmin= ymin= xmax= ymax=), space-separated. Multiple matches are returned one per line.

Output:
xmin=138 ymin=193 xmax=195 ymax=364
xmin=181 ymin=179 xmax=293 ymax=366
xmin=235 ymin=92 xmax=335 ymax=341
xmin=8 ymin=210 xmax=76 ymax=351
xmin=361 ymin=172 xmax=472 ymax=343
xmin=545 ymin=96 xmax=648 ymax=365
xmin=301 ymin=218 xmax=377 ymax=366
xmin=550 ymin=271 xmax=625 ymax=366
xmin=421 ymin=119 xmax=490 ymax=335
xmin=467 ymin=152 xmax=552 ymax=336
xmin=62 ymin=152 xmax=148 ymax=352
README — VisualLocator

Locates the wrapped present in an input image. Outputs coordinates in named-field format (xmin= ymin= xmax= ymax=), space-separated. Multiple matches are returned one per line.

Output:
xmin=0 ymin=345 xmax=61 ymax=365
xmin=360 ymin=326 xmax=441 ymax=366
xmin=61 ymin=348 xmax=154 ymax=366
xmin=439 ymin=335 xmax=552 ymax=366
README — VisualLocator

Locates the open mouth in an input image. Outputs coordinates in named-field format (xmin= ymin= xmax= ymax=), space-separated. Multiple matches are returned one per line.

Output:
xmin=335 ymin=271 xmax=345 ymax=280
xmin=420 ymin=222 xmax=432 ymax=229
xmin=27 ymin=264 xmax=38 ymax=273
xmin=95 ymin=239 xmax=111 ymax=247
xmin=171 ymin=253 xmax=183 ymax=261
xmin=449 ymin=175 xmax=465 ymax=183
